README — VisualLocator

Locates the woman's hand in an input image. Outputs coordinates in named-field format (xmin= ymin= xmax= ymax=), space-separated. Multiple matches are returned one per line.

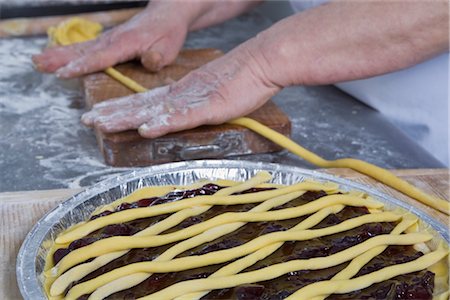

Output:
xmin=83 ymin=0 xmax=449 ymax=139
xmin=32 ymin=0 xmax=260 ymax=78
xmin=32 ymin=3 xmax=193 ymax=77
xmin=81 ymin=40 xmax=281 ymax=138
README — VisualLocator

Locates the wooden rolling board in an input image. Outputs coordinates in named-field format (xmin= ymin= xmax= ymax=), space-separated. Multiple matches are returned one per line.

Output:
xmin=2 ymin=168 xmax=448 ymax=299
xmin=83 ymin=49 xmax=291 ymax=167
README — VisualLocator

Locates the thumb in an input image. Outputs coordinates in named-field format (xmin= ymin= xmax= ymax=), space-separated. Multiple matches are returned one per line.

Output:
xmin=140 ymin=33 xmax=186 ymax=72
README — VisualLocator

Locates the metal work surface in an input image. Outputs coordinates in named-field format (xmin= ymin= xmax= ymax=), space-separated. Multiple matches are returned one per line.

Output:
xmin=0 ymin=8 xmax=442 ymax=192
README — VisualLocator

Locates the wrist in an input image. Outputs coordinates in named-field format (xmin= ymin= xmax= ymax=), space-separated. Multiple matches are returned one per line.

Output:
xmin=146 ymin=0 xmax=217 ymax=29
xmin=244 ymin=23 xmax=296 ymax=89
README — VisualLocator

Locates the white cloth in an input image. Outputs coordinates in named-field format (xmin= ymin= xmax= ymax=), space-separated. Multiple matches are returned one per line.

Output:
xmin=290 ymin=0 xmax=449 ymax=165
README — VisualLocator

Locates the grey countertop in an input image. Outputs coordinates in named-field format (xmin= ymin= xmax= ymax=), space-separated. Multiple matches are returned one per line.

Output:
xmin=0 ymin=8 xmax=442 ymax=192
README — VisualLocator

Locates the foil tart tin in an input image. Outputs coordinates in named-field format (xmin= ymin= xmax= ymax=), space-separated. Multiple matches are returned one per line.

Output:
xmin=17 ymin=160 xmax=450 ymax=299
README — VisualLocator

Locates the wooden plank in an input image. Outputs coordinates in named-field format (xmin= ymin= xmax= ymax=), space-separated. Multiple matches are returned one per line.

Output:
xmin=2 ymin=169 xmax=448 ymax=299
xmin=83 ymin=49 xmax=292 ymax=167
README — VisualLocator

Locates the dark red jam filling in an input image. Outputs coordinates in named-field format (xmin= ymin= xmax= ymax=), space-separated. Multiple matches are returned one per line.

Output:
xmin=54 ymin=187 xmax=434 ymax=300
xmin=54 ymin=185 xmax=275 ymax=265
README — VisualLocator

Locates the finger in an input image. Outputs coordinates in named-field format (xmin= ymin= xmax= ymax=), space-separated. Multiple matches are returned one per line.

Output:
xmin=93 ymin=102 xmax=165 ymax=133
xmin=81 ymin=96 xmax=145 ymax=127
xmin=82 ymin=86 xmax=169 ymax=126
xmin=140 ymin=33 xmax=185 ymax=72
xmin=93 ymin=109 xmax=146 ymax=132
xmin=137 ymin=99 xmax=226 ymax=139
xmin=82 ymin=86 xmax=170 ymax=128
xmin=32 ymin=40 xmax=96 ymax=73
xmin=55 ymin=44 xmax=135 ymax=78
xmin=55 ymin=52 xmax=116 ymax=78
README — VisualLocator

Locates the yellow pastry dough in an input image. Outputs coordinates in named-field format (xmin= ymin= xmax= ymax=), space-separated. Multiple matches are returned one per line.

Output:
xmin=229 ymin=118 xmax=450 ymax=215
xmin=50 ymin=173 xmax=290 ymax=295
xmin=43 ymin=171 xmax=448 ymax=300
xmin=51 ymin=192 xmax=368 ymax=277
xmin=55 ymin=181 xmax=335 ymax=245
xmin=177 ymin=205 xmax=347 ymax=300
xmin=48 ymin=17 xmax=102 ymax=46
xmin=284 ymin=247 xmax=448 ymax=300
xmin=63 ymin=212 xmax=401 ymax=299
xmin=48 ymin=17 xmax=448 ymax=215
xmin=93 ymin=205 xmax=346 ymax=300
xmin=135 ymin=233 xmax=435 ymax=300
xmin=179 ymin=214 xmax=417 ymax=300
xmin=309 ymin=214 xmax=418 ymax=300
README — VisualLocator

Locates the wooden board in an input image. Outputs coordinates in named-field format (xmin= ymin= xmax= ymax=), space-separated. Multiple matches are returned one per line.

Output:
xmin=2 ymin=168 xmax=448 ymax=299
xmin=83 ymin=49 xmax=291 ymax=167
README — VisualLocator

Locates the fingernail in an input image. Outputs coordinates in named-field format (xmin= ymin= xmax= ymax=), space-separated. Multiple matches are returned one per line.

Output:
xmin=138 ymin=123 xmax=164 ymax=139
xmin=81 ymin=113 xmax=93 ymax=126
xmin=31 ymin=55 xmax=45 ymax=71
xmin=139 ymin=123 xmax=150 ymax=132
xmin=55 ymin=67 xmax=69 ymax=78
xmin=138 ymin=123 xmax=153 ymax=138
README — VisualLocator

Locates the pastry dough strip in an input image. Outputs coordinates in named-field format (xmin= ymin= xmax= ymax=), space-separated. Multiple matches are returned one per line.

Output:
xmin=94 ymin=186 xmax=186 ymax=215
xmin=49 ymin=18 xmax=448 ymax=215
xmin=51 ymin=190 xmax=303 ymax=295
xmin=285 ymin=247 xmax=449 ymax=300
xmin=308 ymin=214 xmax=418 ymax=300
xmin=65 ymin=213 xmax=402 ymax=300
xmin=45 ymin=174 xmax=270 ymax=293
xmin=51 ymin=194 xmax=381 ymax=276
xmin=55 ymin=181 xmax=337 ymax=244
xmin=229 ymin=118 xmax=450 ymax=215
xmin=80 ymin=205 xmax=346 ymax=300
xmin=68 ymin=191 xmax=309 ymax=299
xmin=179 ymin=212 xmax=417 ymax=300
xmin=134 ymin=233 xmax=433 ymax=300
xmin=95 ymin=175 xmax=276 ymax=214
xmin=48 ymin=172 xmax=275 ymax=294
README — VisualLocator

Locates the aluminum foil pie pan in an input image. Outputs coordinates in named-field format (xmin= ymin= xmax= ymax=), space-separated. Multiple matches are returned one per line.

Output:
xmin=16 ymin=160 xmax=450 ymax=299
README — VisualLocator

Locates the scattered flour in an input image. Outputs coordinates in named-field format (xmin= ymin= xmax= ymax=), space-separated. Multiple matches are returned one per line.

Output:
xmin=0 ymin=10 xmax=274 ymax=191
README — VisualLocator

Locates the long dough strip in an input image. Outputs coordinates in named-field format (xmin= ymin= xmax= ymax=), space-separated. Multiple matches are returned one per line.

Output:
xmin=229 ymin=118 xmax=450 ymax=215
xmin=49 ymin=172 xmax=274 ymax=295
xmin=97 ymin=179 xmax=279 ymax=214
xmin=51 ymin=191 xmax=302 ymax=296
xmin=95 ymin=186 xmax=182 ymax=215
xmin=285 ymin=248 xmax=449 ymax=300
xmin=177 ymin=204 xmax=346 ymax=300
xmin=56 ymin=181 xmax=337 ymax=244
xmin=44 ymin=206 xmax=209 ymax=295
xmin=64 ymin=212 xmax=401 ymax=299
xmin=135 ymin=233 xmax=432 ymax=300
xmin=309 ymin=214 xmax=418 ymax=300
xmin=51 ymin=194 xmax=381 ymax=276
xmin=85 ymin=191 xmax=311 ymax=300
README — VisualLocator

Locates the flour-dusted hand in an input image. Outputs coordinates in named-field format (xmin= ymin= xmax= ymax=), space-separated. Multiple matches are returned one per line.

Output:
xmin=32 ymin=3 xmax=190 ymax=77
xmin=32 ymin=0 xmax=260 ymax=78
xmin=81 ymin=42 xmax=281 ymax=138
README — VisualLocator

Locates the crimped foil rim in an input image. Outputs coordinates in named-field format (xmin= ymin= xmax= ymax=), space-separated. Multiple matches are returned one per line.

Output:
xmin=16 ymin=160 xmax=450 ymax=300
